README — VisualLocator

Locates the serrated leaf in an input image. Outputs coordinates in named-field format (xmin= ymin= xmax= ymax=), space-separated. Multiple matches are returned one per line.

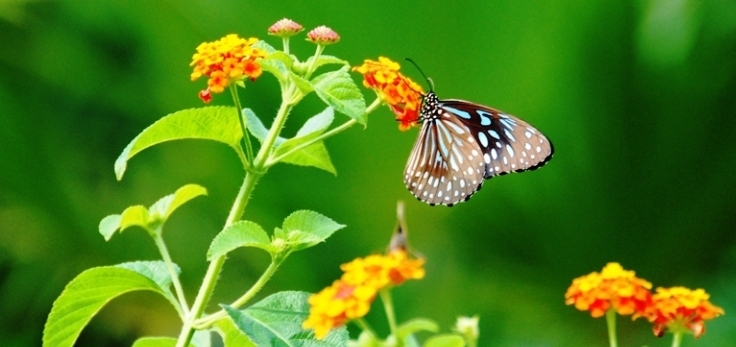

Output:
xmin=304 ymin=55 xmax=349 ymax=70
xmin=148 ymin=184 xmax=208 ymax=220
xmin=253 ymin=40 xmax=276 ymax=54
xmin=311 ymin=67 xmax=367 ymax=124
xmin=260 ymin=59 xmax=288 ymax=83
xmin=280 ymin=141 xmax=336 ymax=174
xmin=215 ymin=316 xmax=257 ymax=347
xmin=278 ymin=210 xmax=345 ymax=251
xmin=99 ymin=214 xmax=122 ymax=241
xmin=423 ymin=335 xmax=465 ymax=347
xmin=297 ymin=107 xmax=334 ymax=137
xmin=114 ymin=106 xmax=242 ymax=180
xmin=222 ymin=291 xmax=348 ymax=347
xmin=43 ymin=262 xmax=180 ymax=347
xmin=117 ymin=261 xmax=179 ymax=291
xmin=120 ymin=205 xmax=151 ymax=232
xmin=207 ymin=221 xmax=277 ymax=260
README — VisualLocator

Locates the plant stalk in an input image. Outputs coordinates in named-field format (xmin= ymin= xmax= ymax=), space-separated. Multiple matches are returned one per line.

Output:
xmin=380 ymin=288 xmax=400 ymax=345
xmin=606 ymin=309 xmax=618 ymax=347
xmin=671 ymin=332 xmax=683 ymax=347
xmin=193 ymin=257 xmax=285 ymax=328
xmin=153 ymin=232 xmax=190 ymax=316
xmin=230 ymin=85 xmax=255 ymax=164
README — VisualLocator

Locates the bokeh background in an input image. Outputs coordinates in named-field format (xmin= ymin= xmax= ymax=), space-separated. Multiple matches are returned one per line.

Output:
xmin=2 ymin=1 xmax=736 ymax=346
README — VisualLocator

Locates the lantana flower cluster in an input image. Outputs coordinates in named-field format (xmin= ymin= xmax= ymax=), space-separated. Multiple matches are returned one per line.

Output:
xmin=566 ymin=262 xmax=724 ymax=339
xmin=352 ymin=57 xmax=424 ymax=131
xmin=303 ymin=250 xmax=425 ymax=339
xmin=190 ymin=34 xmax=266 ymax=102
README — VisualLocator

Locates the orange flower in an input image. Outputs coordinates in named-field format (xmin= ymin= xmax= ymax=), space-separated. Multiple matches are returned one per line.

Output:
xmin=352 ymin=57 xmax=424 ymax=131
xmin=565 ymin=262 xmax=652 ymax=318
xmin=646 ymin=286 xmax=724 ymax=338
xmin=303 ymin=250 xmax=424 ymax=339
xmin=190 ymin=34 xmax=266 ymax=102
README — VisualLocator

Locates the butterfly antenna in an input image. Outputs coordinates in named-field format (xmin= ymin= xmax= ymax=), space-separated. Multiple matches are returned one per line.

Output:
xmin=405 ymin=58 xmax=435 ymax=92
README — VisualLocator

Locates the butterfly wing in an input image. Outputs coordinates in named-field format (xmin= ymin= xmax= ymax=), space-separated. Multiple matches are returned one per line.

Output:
xmin=440 ymin=99 xmax=554 ymax=178
xmin=404 ymin=110 xmax=486 ymax=206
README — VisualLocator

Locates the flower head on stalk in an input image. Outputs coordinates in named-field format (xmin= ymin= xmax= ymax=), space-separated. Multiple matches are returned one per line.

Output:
xmin=353 ymin=57 xmax=424 ymax=131
xmin=190 ymin=34 xmax=266 ymax=103
xmin=646 ymin=286 xmax=724 ymax=338
xmin=306 ymin=25 xmax=340 ymax=45
xmin=303 ymin=249 xmax=425 ymax=339
xmin=268 ymin=18 xmax=303 ymax=37
xmin=565 ymin=262 xmax=653 ymax=319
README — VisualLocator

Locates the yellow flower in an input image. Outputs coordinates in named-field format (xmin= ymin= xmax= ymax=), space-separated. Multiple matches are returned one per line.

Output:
xmin=190 ymin=34 xmax=266 ymax=102
xmin=646 ymin=286 xmax=724 ymax=338
xmin=352 ymin=57 xmax=424 ymax=131
xmin=303 ymin=250 xmax=424 ymax=339
xmin=565 ymin=262 xmax=652 ymax=318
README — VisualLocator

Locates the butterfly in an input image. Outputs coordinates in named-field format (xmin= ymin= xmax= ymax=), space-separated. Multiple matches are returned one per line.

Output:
xmin=403 ymin=90 xmax=554 ymax=206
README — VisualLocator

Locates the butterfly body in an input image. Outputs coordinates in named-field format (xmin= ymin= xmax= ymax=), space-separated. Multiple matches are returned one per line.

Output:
xmin=403 ymin=91 xmax=553 ymax=206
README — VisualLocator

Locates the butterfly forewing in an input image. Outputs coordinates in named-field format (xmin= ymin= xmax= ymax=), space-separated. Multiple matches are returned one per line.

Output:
xmin=441 ymin=100 xmax=553 ymax=177
xmin=403 ymin=92 xmax=553 ymax=206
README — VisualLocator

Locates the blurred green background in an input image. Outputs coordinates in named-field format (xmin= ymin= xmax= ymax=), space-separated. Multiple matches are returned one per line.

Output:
xmin=1 ymin=0 xmax=735 ymax=346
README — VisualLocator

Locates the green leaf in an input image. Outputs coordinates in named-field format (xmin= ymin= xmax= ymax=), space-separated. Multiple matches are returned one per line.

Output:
xmin=266 ymin=51 xmax=294 ymax=69
xmin=423 ymin=335 xmax=465 ymax=347
xmin=99 ymin=214 xmax=122 ymax=241
xmin=222 ymin=291 xmax=348 ymax=347
xmin=311 ymin=66 xmax=367 ymax=124
xmin=290 ymin=71 xmax=314 ymax=98
xmin=148 ymin=184 xmax=208 ymax=220
xmin=397 ymin=318 xmax=439 ymax=340
xmin=43 ymin=262 xmax=180 ymax=347
xmin=260 ymin=59 xmax=288 ymax=83
xmin=253 ymin=40 xmax=276 ymax=54
xmin=114 ymin=106 xmax=242 ymax=180
xmin=277 ymin=210 xmax=345 ymax=251
xmin=304 ymin=55 xmax=349 ymax=70
xmin=207 ymin=221 xmax=278 ymax=260
xmin=214 ymin=317 xmax=257 ymax=347
xmin=120 ymin=205 xmax=151 ymax=232
xmin=117 ymin=261 xmax=179 ymax=291
xmin=271 ymin=108 xmax=336 ymax=174
xmin=243 ymin=108 xmax=271 ymax=143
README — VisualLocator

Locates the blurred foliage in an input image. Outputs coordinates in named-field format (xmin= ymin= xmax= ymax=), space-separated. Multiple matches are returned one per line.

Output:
xmin=1 ymin=0 xmax=735 ymax=346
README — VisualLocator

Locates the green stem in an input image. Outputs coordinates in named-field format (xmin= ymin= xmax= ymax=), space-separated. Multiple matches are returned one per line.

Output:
xmin=304 ymin=44 xmax=325 ymax=80
xmin=230 ymin=84 xmax=255 ymax=164
xmin=254 ymin=92 xmax=294 ymax=165
xmin=283 ymin=37 xmax=290 ymax=55
xmin=265 ymin=97 xmax=383 ymax=167
xmin=671 ymin=332 xmax=683 ymax=347
xmin=153 ymin=231 xmax=189 ymax=316
xmin=606 ymin=309 xmax=618 ymax=347
xmin=175 ymin=171 xmax=262 ymax=347
xmin=379 ymin=288 xmax=400 ymax=345
xmin=193 ymin=257 xmax=285 ymax=329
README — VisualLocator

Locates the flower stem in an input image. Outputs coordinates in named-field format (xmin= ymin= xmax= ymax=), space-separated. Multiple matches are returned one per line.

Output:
xmin=153 ymin=232 xmax=189 ymax=317
xmin=304 ymin=44 xmax=325 ymax=80
xmin=175 ymin=171 xmax=262 ymax=347
xmin=606 ymin=309 xmax=618 ymax=347
xmin=671 ymin=332 xmax=683 ymax=347
xmin=193 ymin=257 xmax=284 ymax=329
xmin=282 ymin=37 xmax=290 ymax=55
xmin=264 ymin=97 xmax=383 ymax=167
xmin=230 ymin=84 xmax=255 ymax=165
xmin=379 ymin=288 xmax=400 ymax=345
